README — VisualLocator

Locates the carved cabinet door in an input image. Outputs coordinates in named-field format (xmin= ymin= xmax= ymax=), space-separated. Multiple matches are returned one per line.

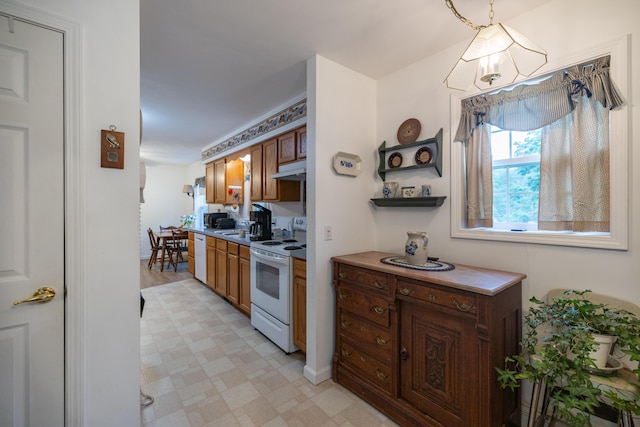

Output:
xmin=399 ymin=300 xmax=478 ymax=427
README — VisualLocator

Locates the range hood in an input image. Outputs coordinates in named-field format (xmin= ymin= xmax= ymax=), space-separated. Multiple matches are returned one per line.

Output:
xmin=271 ymin=160 xmax=306 ymax=181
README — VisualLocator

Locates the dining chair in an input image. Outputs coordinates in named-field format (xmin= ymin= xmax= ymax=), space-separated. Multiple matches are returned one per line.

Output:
xmin=146 ymin=227 xmax=162 ymax=269
xmin=166 ymin=229 xmax=188 ymax=272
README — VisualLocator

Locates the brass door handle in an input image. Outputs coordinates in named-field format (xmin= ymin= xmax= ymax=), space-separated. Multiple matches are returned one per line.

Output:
xmin=13 ymin=287 xmax=56 ymax=306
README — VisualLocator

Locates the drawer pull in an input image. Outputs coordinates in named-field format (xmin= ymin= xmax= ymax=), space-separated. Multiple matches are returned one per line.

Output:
xmin=373 ymin=306 xmax=386 ymax=315
xmin=375 ymin=336 xmax=388 ymax=346
xmin=340 ymin=321 xmax=352 ymax=328
xmin=374 ymin=280 xmax=386 ymax=289
xmin=453 ymin=299 xmax=475 ymax=312
xmin=339 ymin=293 xmax=348 ymax=300
xmin=375 ymin=369 xmax=388 ymax=380
xmin=357 ymin=274 xmax=364 ymax=282
xmin=339 ymin=270 xmax=347 ymax=279
xmin=398 ymin=287 xmax=413 ymax=296
xmin=341 ymin=348 xmax=352 ymax=358
xmin=429 ymin=292 xmax=437 ymax=301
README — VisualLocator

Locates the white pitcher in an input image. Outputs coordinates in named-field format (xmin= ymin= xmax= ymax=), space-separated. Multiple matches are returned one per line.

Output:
xmin=405 ymin=231 xmax=429 ymax=265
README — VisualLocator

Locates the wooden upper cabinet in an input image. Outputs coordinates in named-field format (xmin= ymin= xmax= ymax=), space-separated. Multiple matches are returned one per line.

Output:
xmin=277 ymin=126 xmax=306 ymax=165
xmin=205 ymin=162 xmax=215 ymax=204
xmin=214 ymin=159 xmax=226 ymax=204
xmin=277 ymin=131 xmax=297 ymax=164
xmin=262 ymin=139 xmax=279 ymax=200
xmin=297 ymin=127 xmax=307 ymax=159
xmin=225 ymin=158 xmax=244 ymax=204
xmin=250 ymin=144 xmax=263 ymax=201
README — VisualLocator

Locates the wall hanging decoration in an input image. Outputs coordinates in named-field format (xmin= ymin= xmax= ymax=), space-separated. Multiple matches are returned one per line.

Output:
xmin=101 ymin=125 xmax=124 ymax=169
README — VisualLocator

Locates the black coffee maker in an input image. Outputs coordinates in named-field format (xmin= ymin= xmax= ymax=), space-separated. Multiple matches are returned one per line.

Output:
xmin=250 ymin=203 xmax=272 ymax=241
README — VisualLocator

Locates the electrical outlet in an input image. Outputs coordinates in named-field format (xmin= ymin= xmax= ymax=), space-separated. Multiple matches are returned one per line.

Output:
xmin=324 ymin=224 xmax=333 ymax=241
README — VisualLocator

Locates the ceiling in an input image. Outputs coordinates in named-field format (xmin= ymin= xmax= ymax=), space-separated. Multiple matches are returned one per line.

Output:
xmin=140 ymin=0 xmax=549 ymax=165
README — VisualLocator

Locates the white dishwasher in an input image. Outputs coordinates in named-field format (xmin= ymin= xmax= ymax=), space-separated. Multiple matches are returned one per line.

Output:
xmin=194 ymin=233 xmax=206 ymax=282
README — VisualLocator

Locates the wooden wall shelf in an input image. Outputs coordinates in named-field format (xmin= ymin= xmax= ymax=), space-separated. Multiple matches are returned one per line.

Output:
xmin=377 ymin=128 xmax=443 ymax=181
xmin=370 ymin=196 xmax=446 ymax=207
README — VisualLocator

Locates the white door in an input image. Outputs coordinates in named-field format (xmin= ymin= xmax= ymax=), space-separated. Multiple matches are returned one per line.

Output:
xmin=0 ymin=16 xmax=65 ymax=426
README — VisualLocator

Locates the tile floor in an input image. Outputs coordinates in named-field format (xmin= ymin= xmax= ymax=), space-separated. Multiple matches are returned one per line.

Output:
xmin=140 ymin=279 xmax=398 ymax=426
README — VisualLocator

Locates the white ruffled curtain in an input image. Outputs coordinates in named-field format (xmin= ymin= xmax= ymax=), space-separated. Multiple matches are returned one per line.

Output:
xmin=455 ymin=55 xmax=622 ymax=231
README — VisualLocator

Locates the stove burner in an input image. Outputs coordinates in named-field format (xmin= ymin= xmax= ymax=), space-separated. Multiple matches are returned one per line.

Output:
xmin=261 ymin=241 xmax=283 ymax=246
xmin=282 ymin=239 xmax=298 ymax=243
xmin=283 ymin=246 xmax=303 ymax=250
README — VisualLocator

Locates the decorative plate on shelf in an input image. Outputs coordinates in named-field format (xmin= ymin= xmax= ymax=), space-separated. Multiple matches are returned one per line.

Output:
xmin=415 ymin=146 xmax=432 ymax=165
xmin=388 ymin=152 xmax=403 ymax=168
xmin=397 ymin=118 xmax=421 ymax=144
xmin=333 ymin=151 xmax=362 ymax=176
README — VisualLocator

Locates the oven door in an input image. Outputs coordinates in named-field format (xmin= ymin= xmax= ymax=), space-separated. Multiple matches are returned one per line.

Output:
xmin=250 ymin=247 xmax=292 ymax=324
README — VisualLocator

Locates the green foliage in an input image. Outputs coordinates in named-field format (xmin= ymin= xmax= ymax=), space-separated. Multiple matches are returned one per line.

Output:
xmin=496 ymin=290 xmax=640 ymax=426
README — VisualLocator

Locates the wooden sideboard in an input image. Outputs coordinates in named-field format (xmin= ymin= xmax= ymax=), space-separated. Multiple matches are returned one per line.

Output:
xmin=331 ymin=251 xmax=525 ymax=427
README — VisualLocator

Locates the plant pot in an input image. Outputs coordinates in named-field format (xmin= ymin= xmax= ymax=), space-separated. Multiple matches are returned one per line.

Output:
xmin=590 ymin=334 xmax=617 ymax=368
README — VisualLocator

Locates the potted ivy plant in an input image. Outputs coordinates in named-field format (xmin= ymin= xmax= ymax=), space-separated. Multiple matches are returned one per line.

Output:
xmin=496 ymin=289 xmax=640 ymax=427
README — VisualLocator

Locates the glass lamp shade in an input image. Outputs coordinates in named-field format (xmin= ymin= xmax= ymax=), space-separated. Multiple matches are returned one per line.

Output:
xmin=445 ymin=23 xmax=547 ymax=91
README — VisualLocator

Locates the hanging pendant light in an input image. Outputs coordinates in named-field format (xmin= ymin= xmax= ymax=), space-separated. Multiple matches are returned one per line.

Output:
xmin=444 ymin=0 xmax=547 ymax=91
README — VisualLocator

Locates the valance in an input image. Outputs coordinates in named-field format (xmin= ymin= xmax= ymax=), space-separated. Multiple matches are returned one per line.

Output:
xmin=454 ymin=55 xmax=623 ymax=143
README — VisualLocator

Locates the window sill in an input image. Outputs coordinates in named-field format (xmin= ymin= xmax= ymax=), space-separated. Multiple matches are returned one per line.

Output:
xmin=451 ymin=227 xmax=626 ymax=251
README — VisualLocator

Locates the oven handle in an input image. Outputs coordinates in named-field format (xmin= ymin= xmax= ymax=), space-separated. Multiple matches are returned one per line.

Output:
xmin=250 ymin=247 xmax=289 ymax=265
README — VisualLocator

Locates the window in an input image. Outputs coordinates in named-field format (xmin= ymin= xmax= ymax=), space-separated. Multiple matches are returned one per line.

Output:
xmin=491 ymin=127 xmax=541 ymax=231
xmin=450 ymin=37 xmax=629 ymax=250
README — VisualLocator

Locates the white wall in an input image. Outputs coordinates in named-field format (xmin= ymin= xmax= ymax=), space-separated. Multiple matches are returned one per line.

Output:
xmin=305 ymin=55 xmax=377 ymax=384
xmin=140 ymin=163 xmax=198 ymax=258
xmin=372 ymin=0 xmax=640 ymax=415
xmin=376 ymin=0 xmax=639 ymax=304
xmin=7 ymin=0 xmax=141 ymax=425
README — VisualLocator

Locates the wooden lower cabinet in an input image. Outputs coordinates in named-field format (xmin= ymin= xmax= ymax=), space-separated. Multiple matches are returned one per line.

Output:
xmin=215 ymin=238 xmax=227 ymax=296
xmin=238 ymin=245 xmax=251 ymax=316
xmin=227 ymin=242 xmax=239 ymax=305
xmin=206 ymin=236 xmax=216 ymax=291
xmin=332 ymin=251 xmax=524 ymax=427
xmin=187 ymin=232 xmax=195 ymax=274
xmin=205 ymin=236 xmax=250 ymax=317
xmin=293 ymin=257 xmax=306 ymax=353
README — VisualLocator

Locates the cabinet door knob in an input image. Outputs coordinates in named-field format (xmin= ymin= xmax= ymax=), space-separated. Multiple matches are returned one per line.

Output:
xmin=400 ymin=347 xmax=408 ymax=361
xmin=453 ymin=299 xmax=475 ymax=312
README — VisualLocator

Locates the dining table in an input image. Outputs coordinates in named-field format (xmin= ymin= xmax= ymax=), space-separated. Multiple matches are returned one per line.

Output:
xmin=154 ymin=229 xmax=189 ymax=272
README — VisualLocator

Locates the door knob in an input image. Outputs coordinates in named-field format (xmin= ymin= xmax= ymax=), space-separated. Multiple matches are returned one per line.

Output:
xmin=13 ymin=287 xmax=56 ymax=306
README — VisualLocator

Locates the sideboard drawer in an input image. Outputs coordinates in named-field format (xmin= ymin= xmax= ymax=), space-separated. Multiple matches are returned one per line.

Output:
xmin=337 ymin=286 xmax=390 ymax=327
xmin=338 ymin=341 xmax=392 ymax=393
xmin=338 ymin=311 xmax=392 ymax=362
xmin=396 ymin=279 xmax=477 ymax=315
xmin=336 ymin=265 xmax=391 ymax=295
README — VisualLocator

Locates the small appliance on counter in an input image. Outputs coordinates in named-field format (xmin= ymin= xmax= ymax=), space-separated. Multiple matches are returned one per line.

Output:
xmin=249 ymin=203 xmax=271 ymax=241
xmin=203 ymin=212 xmax=228 ymax=229
xmin=215 ymin=218 xmax=236 ymax=229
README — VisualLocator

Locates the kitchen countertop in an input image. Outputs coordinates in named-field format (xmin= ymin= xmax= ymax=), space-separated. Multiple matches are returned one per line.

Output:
xmin=187 ymin=226 xmax=307 ymax=260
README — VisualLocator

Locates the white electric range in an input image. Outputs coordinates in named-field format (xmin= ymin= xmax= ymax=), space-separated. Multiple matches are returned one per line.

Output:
xmin=249 ymin=222 xmax=306 ymax=353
